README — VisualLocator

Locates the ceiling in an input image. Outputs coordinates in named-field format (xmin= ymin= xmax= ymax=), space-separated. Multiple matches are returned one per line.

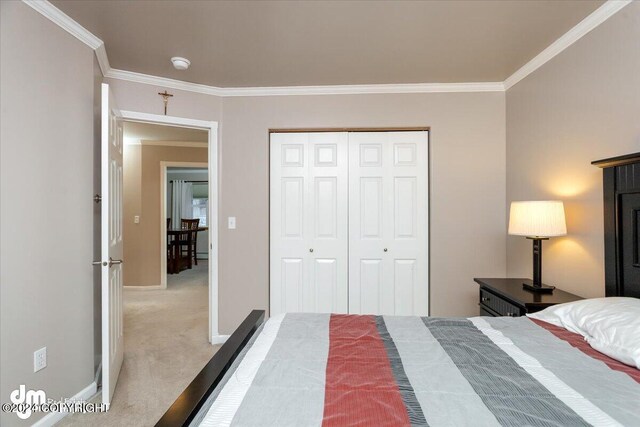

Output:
xmin=123 ymin=121 xmax=208 ymax=143
xmin=53 ymin=0 xmax=604 ymax=88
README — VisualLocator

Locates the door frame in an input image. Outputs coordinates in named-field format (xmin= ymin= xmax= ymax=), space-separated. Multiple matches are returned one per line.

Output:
xmin=120 ymin=110 xmax=224 ymax=344
xmin=267 ymin=127 xmax=431 ymax=316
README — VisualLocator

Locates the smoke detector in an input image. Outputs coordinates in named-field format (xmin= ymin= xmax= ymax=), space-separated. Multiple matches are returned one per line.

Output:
xmin=171 ymin=57 xmax=190 ymax=71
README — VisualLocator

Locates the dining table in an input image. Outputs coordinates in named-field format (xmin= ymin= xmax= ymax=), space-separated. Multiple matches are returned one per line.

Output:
xmin=167 ymin=226 xmax=208 ymax=274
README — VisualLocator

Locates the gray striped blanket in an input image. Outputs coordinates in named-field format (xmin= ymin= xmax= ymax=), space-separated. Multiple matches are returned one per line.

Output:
xmin=197 ymin=313 xmax=640 ymax=426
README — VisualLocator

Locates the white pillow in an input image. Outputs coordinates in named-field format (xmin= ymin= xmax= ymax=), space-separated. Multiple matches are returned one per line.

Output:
xmin=527 ymin=297 xmax=640 ymax=369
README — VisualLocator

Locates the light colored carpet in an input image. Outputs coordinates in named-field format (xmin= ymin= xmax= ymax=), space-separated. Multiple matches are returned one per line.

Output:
xmin=60 ymin=261 xmax=218 ymax=427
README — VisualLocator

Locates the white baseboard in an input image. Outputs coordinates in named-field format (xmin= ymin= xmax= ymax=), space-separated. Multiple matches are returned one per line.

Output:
xmin=210 ymin=334 xmax=230 ymax=344
xmin=31 ymin=381 xmax=97 ymax=427
xmin=123 ymin=285 xmax=164 ymax=290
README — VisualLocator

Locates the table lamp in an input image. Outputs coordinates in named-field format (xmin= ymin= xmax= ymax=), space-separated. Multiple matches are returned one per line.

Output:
xmin=508 ymin=201 xmax=567 ymax=293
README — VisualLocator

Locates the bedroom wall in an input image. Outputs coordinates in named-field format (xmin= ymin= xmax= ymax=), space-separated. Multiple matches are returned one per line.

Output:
xmin=109 ymin=77 xmax=507 ymax=334
xmin=0 ymin=2 xmax=98 ymax=426
xmin=505 ymin=2 xmax=640 ymax=298
xmin=220 ymin=93 xmax=507 ymax=333
xmin=123 ymin=144 xmax=208 ymax=286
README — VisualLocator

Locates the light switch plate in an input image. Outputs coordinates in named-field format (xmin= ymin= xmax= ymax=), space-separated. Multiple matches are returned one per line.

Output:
xmin=228 ymin=217 xmax=236 ymax=229
xmin=34 ymin=347 xmax=46 ymax=372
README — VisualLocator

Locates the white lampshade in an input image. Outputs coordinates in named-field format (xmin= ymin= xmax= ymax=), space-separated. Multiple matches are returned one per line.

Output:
xmin=508 ymin=201 xmax=567 ymax=238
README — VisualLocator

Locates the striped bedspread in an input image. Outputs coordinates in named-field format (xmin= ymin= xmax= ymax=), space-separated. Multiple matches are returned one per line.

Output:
xmin=199 ymin=313 xmax=640 ymax=426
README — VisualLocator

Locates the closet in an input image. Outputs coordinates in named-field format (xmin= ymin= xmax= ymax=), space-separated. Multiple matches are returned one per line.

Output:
xmin=270 ymin=130 xmax=429 ymax=317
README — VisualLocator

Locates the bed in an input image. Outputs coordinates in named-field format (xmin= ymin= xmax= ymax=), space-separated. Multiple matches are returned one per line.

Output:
xmin=156 ymin=153 xmax=640 ymax=426
xmin=156 ymin=308 xmax=640 ymax=427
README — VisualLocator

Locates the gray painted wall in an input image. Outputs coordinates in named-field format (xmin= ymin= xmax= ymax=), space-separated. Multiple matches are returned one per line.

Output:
xmin=219 ymin=93 xmax=507 ymax=332
xmin=108 ymin=74 xmax=507 ymax=334
xmin=506 ymin=3 xmax=640 ymax=298
xmin=0 ymin=2 xmax=99 ymax=425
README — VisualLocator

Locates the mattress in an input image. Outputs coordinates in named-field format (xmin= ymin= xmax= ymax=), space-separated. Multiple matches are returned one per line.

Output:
xmin=195 ymin=313 xmax=640 ymax=426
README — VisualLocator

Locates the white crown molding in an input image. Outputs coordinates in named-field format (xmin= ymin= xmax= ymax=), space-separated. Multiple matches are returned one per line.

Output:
xmin=105 ymin=68 xmax=226 ymax=96
xmin=125 ymin=140 xmax=208 ymax=148
xmin=504 ymin=0 xmax=632 ymax=90
xmin=106 ymin=68 xmax=505 ymax=95
xmin=219 ymin=82 xmax=505 ymax=96
xmin=23 ymin=0 xmax=102 ymax=49
xmin=94 ymin=44 xmax=111 ymax=76
xmin=25 ymin=0 xmax=631 ymax=96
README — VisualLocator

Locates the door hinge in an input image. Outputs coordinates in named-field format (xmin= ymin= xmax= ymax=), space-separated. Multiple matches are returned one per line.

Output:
xmin=94 ymin=194 xmax=102 ymax=204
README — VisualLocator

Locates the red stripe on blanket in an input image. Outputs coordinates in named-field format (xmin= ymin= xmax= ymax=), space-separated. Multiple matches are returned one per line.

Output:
xmin=322 ymin=314 xmax=411 ymax=427
xmin=531 ymin=318 xmax=640 ymax=384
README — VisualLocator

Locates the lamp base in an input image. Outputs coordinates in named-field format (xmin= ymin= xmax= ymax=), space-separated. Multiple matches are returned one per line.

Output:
xmin=523 ymin=282 xmax=555 ymax=293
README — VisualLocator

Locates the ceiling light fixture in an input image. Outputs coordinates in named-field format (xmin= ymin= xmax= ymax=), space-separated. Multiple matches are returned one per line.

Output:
xmin=171 ymin=57 xmax=190 ymax=71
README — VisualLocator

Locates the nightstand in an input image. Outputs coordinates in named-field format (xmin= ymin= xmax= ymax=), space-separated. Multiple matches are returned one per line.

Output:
xmin=473 ymin=278 xmax=583 ymax=317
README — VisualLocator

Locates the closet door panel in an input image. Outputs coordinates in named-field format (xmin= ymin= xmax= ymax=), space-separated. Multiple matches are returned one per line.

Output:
xmin=281 ymin=258 xmax=304 ymax=312
xmin=308 ymin=133 xmax=348 ymax=314
xmin=394 ymin=177 xmax=417 ymax=239
xmin=349 ymin=133 xmax=386 ymax=314
xmin=281 ymin=178 xmax=304 ymax=238
xmin=358 ymin=259 xmax=383 ymax=314
xmin=314 ymin=177 xmax=338 ymax=238
xmin=349 ymin=131 xmax=429 ymax=316
xmin=360 ymin=177 xmax=383 ymax=239
xmin=271 ymin=134 xmax=308 ymax=315
xmin=314 ymin=258 xmax=338 ymax=312
xmin=394 ymin=259 xmax=416 ymax=315
xmin=270 ymin=132 xmax=348 ymax=316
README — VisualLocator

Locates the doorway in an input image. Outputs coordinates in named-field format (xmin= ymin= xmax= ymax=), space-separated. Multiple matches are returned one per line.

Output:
xmin=95 ymin=83 xmax=220 ymax=416
xmin=162 ymin=164 xmax=209 ymax=282
xmin=120 ymin=111 xmax=221 ymax=343
xmin=89 ymin=119 xmax=218 ymax=421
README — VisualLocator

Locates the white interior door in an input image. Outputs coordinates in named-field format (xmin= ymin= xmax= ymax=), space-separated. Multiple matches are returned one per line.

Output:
xmin=270 ymin=132 xmax=348 ymax=316
xmin=348 ymin=131 xmax=429 ymax=316
xmin=100 ymin=83 xmax=124 ymax=405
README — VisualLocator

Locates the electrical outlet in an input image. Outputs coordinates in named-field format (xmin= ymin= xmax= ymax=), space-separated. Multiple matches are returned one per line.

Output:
xmin=34 ymin=347 xmax=46 ymax=372
xmin=134 ymin=215 xmax=140 ymax=224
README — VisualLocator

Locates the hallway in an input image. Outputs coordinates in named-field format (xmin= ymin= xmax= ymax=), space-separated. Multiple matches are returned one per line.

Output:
xmin=61 ymin=262 xmax=217 ymax=426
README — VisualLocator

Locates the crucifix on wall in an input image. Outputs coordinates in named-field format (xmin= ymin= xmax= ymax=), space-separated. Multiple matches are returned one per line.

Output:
xmin=158 ymin=90 xmax=173 ymax=115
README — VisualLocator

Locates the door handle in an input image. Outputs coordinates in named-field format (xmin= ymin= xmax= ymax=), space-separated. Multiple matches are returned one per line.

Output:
xmin=108 ymin=257 xmax=123 ymax=268
xmin=383 ymin=248 xmax=388 ymax=252
xmin=309 ymin=248 xmax=314 ymax=253
xmin=93 ymin=258 xmax=123 ymax=267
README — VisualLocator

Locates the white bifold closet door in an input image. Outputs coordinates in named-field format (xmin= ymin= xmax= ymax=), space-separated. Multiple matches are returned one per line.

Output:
xmin=270 ymin=132 xmax=349 ymax=316
xmin=270 ymin=130 xmax=428 ymax=317
xmin=348 ymin=132 xmax=429 ymax=316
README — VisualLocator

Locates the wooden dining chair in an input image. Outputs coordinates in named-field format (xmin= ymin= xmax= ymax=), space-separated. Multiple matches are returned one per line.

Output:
xmin=166 ymin=217 xmax=176 ymax=273
xmin=180 ymin=218 xmax=200 ymax=267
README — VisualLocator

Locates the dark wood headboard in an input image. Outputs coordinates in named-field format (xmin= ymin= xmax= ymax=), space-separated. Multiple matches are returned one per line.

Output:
xmin=593 ymin=152 xmax=640 ymax=298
